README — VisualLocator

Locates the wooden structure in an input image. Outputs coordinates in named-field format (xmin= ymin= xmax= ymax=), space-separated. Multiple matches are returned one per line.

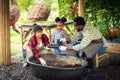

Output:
xmin=95 ymin=43 xmax=120 ymax=68
xmin=0 ymin=0 xmax=11 ymax=65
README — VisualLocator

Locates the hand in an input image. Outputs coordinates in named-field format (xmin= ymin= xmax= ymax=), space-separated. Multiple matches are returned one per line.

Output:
xmin=59 ymin=46 xmax=67 ymax=51
xmin=45 ymin=46 xmax=50 ymax=51
xmin=66 ymin=38 xmax=71 ymax=44
xmin=39 ymin=43 xmax=43 ymax=47
xmin=39 ymin=58 xmax=47 ymax=66
xmin=60 ymin=38 xmax=66 ymax=43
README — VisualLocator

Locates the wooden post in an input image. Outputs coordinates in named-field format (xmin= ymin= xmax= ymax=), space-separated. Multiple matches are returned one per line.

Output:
xmin=0 ymin=0 xmax=11 ymax=65
xmin=95 ymin=54 xmax=99 ymax=68
xmin=78 ymin=0 xmax=84 ymax=17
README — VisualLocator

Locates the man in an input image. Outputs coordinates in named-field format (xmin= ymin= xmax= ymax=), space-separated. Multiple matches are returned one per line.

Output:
xmin=59 ymin=16 xmax=107 ymax=58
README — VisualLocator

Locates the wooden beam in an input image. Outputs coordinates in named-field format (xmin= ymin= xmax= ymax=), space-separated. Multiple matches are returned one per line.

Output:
xmin=0 ymin=0 xmax=11 ymax=65
xmin=78 ymin=0 xmax=84 ymax=17
xmin=105 ymin=43 xmax=120 ymax=54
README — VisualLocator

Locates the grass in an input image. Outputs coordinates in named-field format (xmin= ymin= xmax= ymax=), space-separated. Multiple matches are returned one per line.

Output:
xmin=11 ymin=48 xmax=21 ymax=55
xmin=10 ymin=29 xmax=22 ymax=55
xmin=10 ymin=30 xmax=21 ymax=44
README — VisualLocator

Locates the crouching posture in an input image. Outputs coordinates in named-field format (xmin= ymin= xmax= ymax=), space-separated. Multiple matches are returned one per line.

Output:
xmin=24 ymin=24 xmax=50 ymax=66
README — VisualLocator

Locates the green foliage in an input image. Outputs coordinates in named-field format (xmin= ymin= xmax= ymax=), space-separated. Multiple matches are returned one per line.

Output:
xmin=58 ymin=0 xmax=120 ymax=38
xmin=17 ymin=0 xmax=34 ymax=11
xmin=10 ymin=30 xmax=21 ymax=44
xmin=46 ymin=0 xmax=58 ymax=21
xmin=58 ymin=0 xmax=76 ymax=20
xmin=10 ymin=30 xmax=22 ymax=54
xmin=84 ymin=0 xmax=120 ymax=38
xmin=11 ymin=49 xmax=21 ymax=55
xmin=57 ymin=0 xmax=78 ymax=35
xmin=44 ymin=0 xmax=53 ymax=4
xmin=64 ymin=25 xmax=74 ymax=35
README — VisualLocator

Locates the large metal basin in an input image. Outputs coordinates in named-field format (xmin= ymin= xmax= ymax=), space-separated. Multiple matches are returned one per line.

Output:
xmin=27 ymin=57 xmax=88 ymax=80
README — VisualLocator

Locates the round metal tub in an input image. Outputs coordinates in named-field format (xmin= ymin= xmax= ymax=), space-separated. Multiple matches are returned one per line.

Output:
xmin=27 ymin=57 xmax=88 ymax=80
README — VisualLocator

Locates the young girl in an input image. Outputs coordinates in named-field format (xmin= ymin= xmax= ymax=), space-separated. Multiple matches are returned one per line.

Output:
xmin=23 ymin=23 xmax=50 ymax=67
xmin=50 ymin=17 xmax=68 ymax=54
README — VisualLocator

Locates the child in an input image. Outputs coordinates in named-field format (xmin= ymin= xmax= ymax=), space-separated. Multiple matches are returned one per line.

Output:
xmin=50 ymin=17 xmax=68 ymax=54
xmin=23 ymin=23 xmax=50 ymax=67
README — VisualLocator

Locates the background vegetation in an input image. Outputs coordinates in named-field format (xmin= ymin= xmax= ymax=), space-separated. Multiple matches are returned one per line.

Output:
xmin=84 ymin=0 xmax=120 ymax=38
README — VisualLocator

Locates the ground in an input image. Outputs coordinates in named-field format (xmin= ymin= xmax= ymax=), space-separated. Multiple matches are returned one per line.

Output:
xmin=0 ymin=53 xmax=120 ymax=80
xmin=92 ymin=54 xmax=120 ymax=80
xmin=0 ymin=54 xmax=41 ymax=80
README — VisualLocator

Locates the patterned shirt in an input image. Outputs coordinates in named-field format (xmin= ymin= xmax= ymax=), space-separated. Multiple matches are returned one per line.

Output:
xmin=72 ymin=23 xmax=107 ymax=50
xmin=70 ymin=30 xmax=83 ymax=42
xmin=28 ymin=34 xmax=49 ymax=59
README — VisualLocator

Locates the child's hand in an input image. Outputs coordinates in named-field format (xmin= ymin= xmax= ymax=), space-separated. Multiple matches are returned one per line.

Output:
xmin=60 ymin=38 xmax=66 ymax=43
xmin=45 ymin=46 xmax=51 ymax=51
xmin=39 ymin=43 xmax=43 ymax=47
xmin=59 ymin=46 xmax=67 ymax=51
xmin=39 ymin=58 xmax=47 ymax=66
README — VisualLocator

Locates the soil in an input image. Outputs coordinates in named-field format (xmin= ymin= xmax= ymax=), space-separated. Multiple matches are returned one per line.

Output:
xmin=93 ymin=54 xmax=120 ymax=80
xmin=0 ymin=54 xmax=120 ymax=80
xmin=0 ymin=54 xmax=41 ymax=80
xmin=29 ymin=54 xmax=84 ymax=68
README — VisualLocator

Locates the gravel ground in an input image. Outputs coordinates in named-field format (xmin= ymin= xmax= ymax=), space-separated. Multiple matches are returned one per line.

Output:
xmin=0 ymin=54 xmax=120 ymax=80
xmin=93 ymin=54 xmax=120 ymax=80
xmin=0 ymin=54 xmax=42 ymax=80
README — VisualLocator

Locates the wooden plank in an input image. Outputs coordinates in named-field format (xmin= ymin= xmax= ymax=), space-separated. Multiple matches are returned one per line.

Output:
xmin=99 ymin=53 xmax=108 ymax=59
xmin=105 ymin=43 xmax=120 ymax=54
xmin=19 ymin=21 xmax=73 ymax=29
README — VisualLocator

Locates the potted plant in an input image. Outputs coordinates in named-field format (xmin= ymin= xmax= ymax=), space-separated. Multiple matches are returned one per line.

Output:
xmin=108 ymin=28 xmax=120 ymax=40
